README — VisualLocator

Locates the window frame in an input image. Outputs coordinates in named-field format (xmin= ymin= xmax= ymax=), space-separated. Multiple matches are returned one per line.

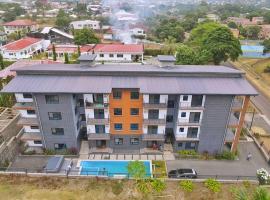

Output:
xmin=130 ymin=108 xmax=139 ymax=116
xmin=130 ymin=91 xmax=139 ymax=100
xmin=130 ymin=123 xmax=139 ymax=131
xmin=114 ymin=138 xmax=123 ymax=145
xmin=114 ymin=108 xmax=122 ymax=116
xmin=48 ymin=112 xmax=62 ymax=120
xmin=113 ymin=90 xmax=122 ymax=99
xmin=114 ymin=123 xmax=123 ymax=131
xmin=51 ymin=128 xmax=65 ymax=135
xmin=130 ymin=137 xmax=139 ymax=145
xmin=45 ymin=95 xmax=59 ymax=104
xmin=27 ymin=110 xmax=36 ymax=115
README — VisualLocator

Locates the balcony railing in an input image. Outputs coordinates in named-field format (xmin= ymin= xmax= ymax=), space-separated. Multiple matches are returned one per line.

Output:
xmin=142 ymin=134 xmax=165 ymax=141
xmin=88 ymin=133 xmax=110 ymax=140
xmin=178 ymin=120 xmax=201 ymax=126
xmin=175 ymin=135 xmax=200 ymax=141
xmin=13 ymin=102 xmax=35 ymax=110
xmin=17 ymin=117 xmax=39 ymax=125
xmin=87 ymin=118 xmax=109 ymax=124
xmin=143 ymin=103 xmax=167 ymax=109
xmin=85 ymin=101 xmax=109 ymax=108
xmin=143 ymin=118 xmax=166 ymax=125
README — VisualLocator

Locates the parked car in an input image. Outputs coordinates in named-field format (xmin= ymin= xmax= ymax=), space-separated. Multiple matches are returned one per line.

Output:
xmin=168 ymin=168 xmax=197 ymax=179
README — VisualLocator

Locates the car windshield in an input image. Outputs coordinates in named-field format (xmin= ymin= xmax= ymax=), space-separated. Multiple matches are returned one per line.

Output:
xmin=178 ymin=169 xmax=193 ymax=174
xmin=169 ymin=170 xmax=177 ymax=175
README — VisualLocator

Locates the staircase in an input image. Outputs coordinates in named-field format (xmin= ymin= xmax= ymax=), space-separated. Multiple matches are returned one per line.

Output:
xmin=163 ymin=143 xmax=175 ymax=160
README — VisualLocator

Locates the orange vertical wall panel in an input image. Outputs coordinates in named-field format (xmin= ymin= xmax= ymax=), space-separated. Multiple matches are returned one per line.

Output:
xmin=109 ymin=89 xmax=143 ymax=135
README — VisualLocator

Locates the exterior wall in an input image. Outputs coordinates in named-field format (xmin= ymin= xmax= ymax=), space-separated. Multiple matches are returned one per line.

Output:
xmin=15 ymin=94 xmax=33 ymax=103
xmin=34 ymin=94 xmax=79 ymax=150
xmin=198 ymin=95 xmax=233 ymax=154
xmin=109 ymin=89 xmax=143 ymax=135
xmin=95 ymin=53 xmax=132 ymax=62
xmin=174 ymin=141 xmax=199 ymax=151
xmin=70 ymin=21 xmax=100 ymax=30
xmin=3 ymin=25 xmax=38 ymax=34
xmin=109 ymin=134 xmax=143 ymax=153
xmin=24 ymin=125 xmax=40 ymax=133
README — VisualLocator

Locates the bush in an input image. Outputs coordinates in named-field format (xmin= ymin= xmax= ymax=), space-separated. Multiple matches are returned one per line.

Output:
xmin=257 ymin=168 xmax=269 ymax=185
xmin=204 ymin=178 xmax=221 ymax=193
xmin=144 ymin=48 xmax=166 ymax=56
xmin=136 ymin=179 xmax=152 ymax=193
xmin=44 ymin=149 xmax=56 ymax=155
xmin=178 ymin=150 xmax=199 ymax=158
xmin=111 ymin=181 xmax=124 ymax=195
xmin=253 ymin=187 xmax=270 ymax=200
xmin=150 ymin=179 xmax=166 ymax=193
xmin=179 ymin=180 xmax=194 ymax=192
xmin=264 ymin=66 xmax=270 ymax=73
xmin=23 ymin=150 xmax=36 ymax=155
xmin=215 ymin=151 xmax=236 ymax=160
xmin=242 ymin=180 xmax=251 ymax=189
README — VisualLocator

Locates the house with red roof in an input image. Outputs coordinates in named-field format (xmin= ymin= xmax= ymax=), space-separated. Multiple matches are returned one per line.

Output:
xmin=3 ymin=19 xmax=38 ymax=35
xmin=93 ymin=44 xmax=144 ymax=62
xmin=0 ymin=37 xmax=50 ymax=60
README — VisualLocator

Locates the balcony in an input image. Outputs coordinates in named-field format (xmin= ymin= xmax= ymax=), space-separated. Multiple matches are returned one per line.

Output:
xmin=87 ymin=118 xmax=109 ymax=124
xmin=143 ymin=118 xmax=166 ymax=125
xmin=85 ymin=101 xmax=109 ymax=109
xmin=175 ymin=135 xmax=200 ymax=142
xmin=17 ymin=117 xmax=39 ymax=125
xmin=13 ymin=102 xmax=35 ymax=110
xmin=143 ymin=103 xmax=167 ymax=109
xmin=178 ymin=120 xmax=201 ymax=126
xmin=142 ymin=134 xmax=165 ymax=141
xmin=20 ymin=132 xmax=42 ymax=141
xmin=88 ymin=133 xmax=110 ymax=140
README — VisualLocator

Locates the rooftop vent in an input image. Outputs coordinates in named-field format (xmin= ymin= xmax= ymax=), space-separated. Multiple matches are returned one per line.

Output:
xmin=78 ymin=54 xmax=97 ymax=66
xmin=157 ymin=55 xmax=176 ymax=67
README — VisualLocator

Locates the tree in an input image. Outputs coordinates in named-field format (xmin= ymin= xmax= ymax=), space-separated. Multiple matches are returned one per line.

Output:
xmin=262 ymin=39 xmax=270 ymax=53
xmin=3 ymin=12 xmax=16 ymax=22
xmin=227 ymin=21 xmax=238 ymax=29
xmin=0 ymin=53 xmax=4 ymax=70
xmin=64 ymin=53 xmax=69 ymax=64
xmin=77 ymin=46 xmax=81 ymax=56
xmin=263 ymin=12 xmax=270 ymax=24
xmin=127 ymin=161 xmax=146 ymax=180
xmin=162 ymin=36 xmax=178 ymax=55
xmin=203 ymin=26 xmax=242 ymax=65
xmin=74 ymin=28 xmax=100 ymax=45
xmin=245 ymin=26 xmax=261 ymax=40
xmin=55 ymin=9 xmax=71 ymax=30
xmin=52 ymin=44 xmax=57 ymax=61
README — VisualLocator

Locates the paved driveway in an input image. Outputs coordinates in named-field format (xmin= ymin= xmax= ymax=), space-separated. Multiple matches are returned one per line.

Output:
xmin=166 ymin=141 xmax=270 ymax=178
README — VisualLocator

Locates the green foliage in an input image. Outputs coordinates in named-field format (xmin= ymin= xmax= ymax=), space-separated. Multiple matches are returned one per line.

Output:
xmin=0 ymin=53 xmax=4 ymax=70
xmin=150 ymin=179 xmax=166 ymax=193
xmin=177 ymin=149 xmax=199 ymax=158
xmin=136 ymin=179 xmax=152 ymax=193
xmin=242 ymin=180 xmax=251 ymax=189
xmin=144 ymin=49 xmax=166 ymax=56
xmin=1 ymin=3 xmax=25 ymax=22
xmin=64 ymin=53 xmax=69 ymax=64
xmin=228 ymin=21 xmax=238 ymax=29
xmin=74 ymin=28 xmax=100 ymax=45
xmin=263 ymin=39 xmax=270 ymax=53
xmin=0 ymin=94 xmax=15 ymax=107
xmin=215 ymin=151 xmax=236 ymax=160
xmin=77 ymin=46 xmax=81 ymax=56
xmin=111 ymin=181 xmax=124 ymax=195
xmin=55 ymin=9 xmax=71 ymax=30
xmin=152 ymin=160 xmax=167 ymax=178
xmin=204 ymin=178 xmax=221 ymax=193
xmin=43 ymin=147 xmax=77 ymax=155
xmin=253 ymin=187 xmax=270 ymax=200
xmin=232 ymin=187 xmax=249 ymax=200
xmin=127 ymin=161 xmax=146 ymax=179
xmin=245 ymin=26 xmax=261 ymax=40
xmin=179 ymin=180 xmax=194 ymax=192
xmin=52 ymin=44 xmax=57 ymax=61
xmin=264 ymin=66 xmax=270 ymax=73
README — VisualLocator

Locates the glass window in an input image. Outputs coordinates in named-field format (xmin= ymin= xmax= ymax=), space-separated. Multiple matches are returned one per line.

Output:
xmin=130 ymin=123 xmax=139 ymax=130
xmin=95 ymin=125 xmax=105 ymax=133
xmin=30 ymin=126 xmax=39 ymax=129
xmin=48 ymin=112 xmax=62 ymax=120
xmin=167 ymin=100 xmax=175 ymax=108
xmin=114 ymin=108 xmax=122 ymax=115
xmin=45 ymin=95 xmax=59 ymax=104
xmin=114 ymin=123 xmax=122 ymax=130
xmin=117 ymin=54 xmax=123 ymax=58
xmin=51 ymin=128 xmax=64 ymax=135
xmin=130 ymin=108 xmax=139 ymax=115
xmin=94 ymin=109 xmax=104 ymax=119
xmin=114 ymin=138 xmax=123 ymax=145
xmin=54 ymin=143 xmax=67 ymax=150
xmin=130 ymin=91 xmax=139 ymax=99
xmin=23 ymin=93 xmax=32 ymax=98
xmin=34 ymin=140 xmax=42 ymax=144
xmin=148 ymin=125 xmax=158 ymax=134
xmin=149 ymin=94 xmax=160 ymax=104
xmin=179 ymin=127 xmax=184 ymax=132
xmin=178 ymin=142 xmax=183 ymax=147
xmin=166 ymin=115 xmax=173 ymax=123
xmin=181 ymin=112 xmax=186 ymax=118
xmin=109 ymin=54 xmax=114 ymax=57
xmin=93 ymin=94 xmax=103 ymax=104
xmin=183 ymin=95 xmax=189 ymax=101
xmin=27 ymin=110 xmax=35 ymax=115
xmin=100 ymin=54 xmax=104 ymax=57
xmin=113 ymin=90 xmax=122 ymax=99
xmin=148 ymin=110 xmax=159 ymax=119
xmin=130 ymin=138 xmax=139 ymax=145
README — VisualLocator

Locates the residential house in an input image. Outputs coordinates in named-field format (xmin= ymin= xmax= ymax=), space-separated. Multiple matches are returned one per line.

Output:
xmin=70 ymin=20 xmax=101 ymax=30
xmin=103 ymin=28 xmax=113 ymax=40
xmin=0 ymin=32 xmax=7 ymax=46
xmin=0 ymin=37 xmax=50 ymax=60
xmin=2 ymin=57 xmax=257 ymax=154
xmin=3 ymin=19 xmax=38 ymax=35
xmin=41 ymin=27 xmax=74 ymax=44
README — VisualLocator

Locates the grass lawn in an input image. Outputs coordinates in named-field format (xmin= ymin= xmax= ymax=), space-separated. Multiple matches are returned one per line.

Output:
xmin=0 ymin=175 xmax=262 ymax=200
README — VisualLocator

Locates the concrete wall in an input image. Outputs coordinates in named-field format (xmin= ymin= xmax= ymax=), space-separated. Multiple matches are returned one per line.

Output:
xmin=198 ymin=95 xmax=233 ymax=154
xmin=34 ymin=94 xmax=79 ymax=150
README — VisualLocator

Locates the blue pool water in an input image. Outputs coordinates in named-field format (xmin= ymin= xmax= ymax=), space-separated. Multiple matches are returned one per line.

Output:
xmin=80 ymin=160 xmax=152 ymax=177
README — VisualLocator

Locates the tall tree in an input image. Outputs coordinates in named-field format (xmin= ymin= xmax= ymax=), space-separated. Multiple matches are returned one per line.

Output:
xmin=55 ymin=9 xmax=71 ymax=30
xmin=77 ymin=46 xmax=81 ymax=56
xmin=52 ymin=44 xmax=57 ymax=61
xmin=74 ymin=28 xmax=100 ymax=45
xmin=0 ymin=53 xmax=4 ymax=70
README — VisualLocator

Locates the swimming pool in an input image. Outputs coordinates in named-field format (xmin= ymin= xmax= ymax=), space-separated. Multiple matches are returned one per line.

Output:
xmin=80 ymin=160 xmax=152 ymax=177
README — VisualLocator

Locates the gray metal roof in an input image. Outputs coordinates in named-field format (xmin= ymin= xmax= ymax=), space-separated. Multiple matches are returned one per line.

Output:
xmin=157 ymin=55 xmax=176 ymax=62
xmin=2 ymin=75 xmax=257 ymax=95
xmin=78 ymin=54 xmax=97 ymax=61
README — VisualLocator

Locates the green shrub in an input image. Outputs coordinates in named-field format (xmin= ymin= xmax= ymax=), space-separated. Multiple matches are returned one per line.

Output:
xmin=43 ymin=149 xmax=56 ymax=155
xmin=215 ymin=151 xmax=236 ymax=160
xmin=253 ymin=187 xmax=270 ymax=200
xmin=150 ymin=179 xmax=166 ymax=193
xmin=144 ymin=48 xmax=166 ymax=56
xmin=232 ymin=187 xmax=249 ymax=200
xmin=23 ymin=150 xmax=36 ymax=155
xmin=204 ymin=178 xmax=221 ymax=193
xmin=136 ymin=179 xmax=151 ymax=193
xmin=242 ymin=180 xmax=251 ymax=189
xmin=179 ymin=180 xmax=194 ymax=192
xmin=111 ymin=181 xmax=124 ymax=195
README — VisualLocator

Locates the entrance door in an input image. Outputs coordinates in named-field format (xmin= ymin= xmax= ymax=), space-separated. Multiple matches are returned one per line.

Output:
xmin=165 ymin=128 xmax=174 ymax=143
xmin=96 ymin=140 xmax=106 ymax=148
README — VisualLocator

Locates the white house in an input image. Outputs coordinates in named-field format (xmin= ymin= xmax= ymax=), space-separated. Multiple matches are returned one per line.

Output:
xmin=70 ymin=20 xmax=101 ymax=30
xmin=3 ymin=19 xmax=38 ymax=34
xmin=130 ymin=28 xmax=146 ymax=37
xmin=0 ymin=37 xmax=50 ymax=60
xmin=93 ymin=44 xmax=144 ymax=62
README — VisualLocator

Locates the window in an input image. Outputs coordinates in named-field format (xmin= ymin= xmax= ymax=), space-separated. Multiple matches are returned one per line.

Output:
xmin=148 ymin=110 xmax=159 ymax=119
xmin=166 ymin=115 xmax=173 ymax=123
xmin=27 ymin=110 xmax=35 ymax=115
xmin=48 ymin=112 xmax=62 ymax=120
xmin=100 ymin=54 xmax=104 ymax=57
xmin=130 ymin=138 xmax=139 ymax=145
xmin=23 ymin=93 xmax=32 ymax=98
xmin=95 ymin=125 xmax=105 ymax=133
xmin=114 ymin=123 xmax=122 ymax=130
xmin=178 ymin=142 xmax=183 ymax=147
xmin=109 ymin=54 xmax=114 ymax=57
xmin=114 ymin=108 xmax=122 ymax=115
xmin=181 ymin=112 xmax=186 ymax=118
xmin=113 ymin=90 xmax=122 ymax=99
xmin=179 ymin=127 xmax=184 ymax=132
xmin=114 ymin=138 xmax=123 ymax=145
xmin=34 ymin=140 xmax=42 ymax=144
xmin=148 ymin=125 xmax=158 ymax=134
xmin=149 ymin=94 xmax=160 ymax=104
xmin=54 ymin=143 xmax=67 ymax=150
xmin=93 ymin=94 xmax=103 ymax=104
xmin=30 ymin=126 xmax=39 ymax=129
xmin=183 ymin=95 xmax=189 ymax=101
xmin=51 ymin=128 xmax=64 ymax=135
xmin=45 ymin=95 xmax=59 ymax=104
xmin=130 ymin=91 xmax=139 ymax=99
xmin=94 ymin=109 xmax=104 ymax=119
xmin=167 ymin=100 xmax=175 ymax=108
xmin=130 ymin=108 xmax=139 ymax=115
xmin=130 ymin=123 xmax=139 ymax=130
xmin=117 ymin=54 xmax=123 ymax=58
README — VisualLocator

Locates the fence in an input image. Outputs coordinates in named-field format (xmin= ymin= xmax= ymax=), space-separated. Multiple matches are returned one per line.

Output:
xmin=0 ymin=167 xmax=258 ymax=181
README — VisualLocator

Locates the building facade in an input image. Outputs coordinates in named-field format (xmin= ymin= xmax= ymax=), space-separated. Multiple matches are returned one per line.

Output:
xmin=70 ymin=20 xmax=101 ymax=30
xmin=3 ymin=19 xmax=38 ymax=35
xmin=2 ymin=61 xmax=257 ymax=154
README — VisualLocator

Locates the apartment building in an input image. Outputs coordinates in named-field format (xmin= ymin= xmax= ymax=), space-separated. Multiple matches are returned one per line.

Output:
xmin=1 ymin=59 xmax=257 ymax=154
xmin=3 ymin=19 xmax=38 ymax=35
